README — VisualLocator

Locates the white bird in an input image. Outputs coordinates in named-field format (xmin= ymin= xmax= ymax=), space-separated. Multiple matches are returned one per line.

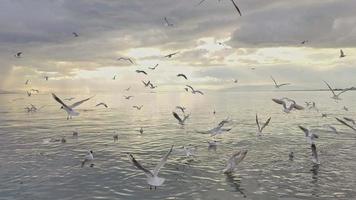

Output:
xmin=81 ymin=150 xmax=94 ymax=167
xmin=340 ymin=49 xmax=346 ymax=58
xmin=223 ymin=150 xmax=248 ymax=174
xmin=323 ymin=81 xmax=351 ymax=100
xmin=96 ymin=103 xmax=108 ymax=108
xmin=185 ymin=85 xmax=204 ymax=95
xmin=172 ymin=111 xmax=190 ymax=125
xmin=133 ymin=105 xmax=143 ymax=110
xmin=128 ymin=145 xmax=174 ymax=189
xmin=271 ymin=76 xmax=290 ymax=88
xmin=52 ymin=93 xmax=94 ymax=120
xmin=198 ymin=119 xmax=232 ymax=137
xmin=272 ymin=98 xmax=304 ymax=113
xmin=256 ymin=114 xmax=271 ymax=136
xmin=299 ymin=126 xmax=319 ymax=145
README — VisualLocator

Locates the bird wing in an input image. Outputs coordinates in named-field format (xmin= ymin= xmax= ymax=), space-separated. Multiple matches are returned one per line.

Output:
xmin=230 ymin=0 xmax=242 ymax=16
xmin=298 ymin=125 xmax=309 ymax=137
xmin=52 ymin=93 xmax=71 ymax=110
xmin=270 ymin=76 xmax=278 ymax=86
xmin=177 ymin=74 xmax=187 ymax=80
xmin=292 ymin=103 xmax=304 ymax=110
xmin=323 ymin=81 xmax=336 ymax=96
xmin=70 ymin=96 xmax=95 ymax=108
xmin=272 ymin=98 xmax=285 ymax=105
xmin=153 ymin=145 xmax=174 ymax=176
xmin=336 ymin=87 xmax=352 ymax=96
xmin=278 ymin=83 xmax=290 ymax=87
xmin=336 ymin=117 xmax=356 ymax=132
xmin=172 ymin=112 xmax=183 ymax=123
xmin=255 ymin=114 xmax=261 ymax=132
xmin=343 ymin=117 xmax=355 ymax=125
xmin=185 ymin=85 xmax=194 ymax=91
xmin=128 ymin=154 xmax=154 ymax=177
xmin=195 ymin=90 xmax=204 ymax=95
xmin=260 ymin=117 xmax=271 ymax=132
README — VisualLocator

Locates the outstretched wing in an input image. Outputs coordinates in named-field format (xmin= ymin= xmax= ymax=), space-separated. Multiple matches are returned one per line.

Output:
xmin=70 ymin=96 xmax=95 ymax=108
xmin=230 ymin=0 xmax=242 ymax=16
xmin=128 ymin=154 xmax=154 ymax=177
xmin=336 ymin=117 xmax=356 ymax=132
xmin=270 ymin=76 xmax=278 ymax=86
xmin=185 ymin=85 xmax=194 ymax=91
xmin=177 ymin=74 xmax=187 ymax=80
xmin=278 ymin=83 xmax=290 ymax=87
xmin=153 ymin=145 xmax=174 ymax=176
xmin=260 ymin=117 xmax=271 ymax=132
xmin=298 ymin=125 xmax=309 ymax=136
xmin=255 ymin=114 xmax=261 ymax=132
xmin=292 ymin=103 xmax=304 ymax=110
xmin=272 ymin=98 xmax=284 ymax=105
xmin=323 ymin=81 xmax=336 ymax=96
xmin=172 ymin=112 xmax=183 ymax=124
xmin=336 ymin=87 xmax=352 ymax=96
xmin=195 ymin=90 xmax=204 ymax=95
xmin=52 ymin=93 xmax=71 ymax=110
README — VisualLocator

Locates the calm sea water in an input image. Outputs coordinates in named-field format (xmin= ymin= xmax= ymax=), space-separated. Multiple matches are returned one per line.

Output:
xmin=0 ymin=91 xmax=355 ymax=200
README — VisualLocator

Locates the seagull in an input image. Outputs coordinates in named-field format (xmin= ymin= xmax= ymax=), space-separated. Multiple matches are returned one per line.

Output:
xmin=133 ymin=105 xmax=143 ymax=110
xmin=173 ymin=145 xmax=196 ymax=157
xmin=136 ymin=70 xmax=148 ymax=75
xmin=176 ymin=106 xmax=186 ymax=113
xmin=233 ymin=79 xmax=238 ymax=83
xmin=223 ymin=150 xmax=248 ymax=174
xmin=256 ymin=114 xmax=271 ymax=136
xmin=198 ymin=119 xmax=232 ymax=137
xmin=164 ymin=52 xmax=179 ymax=58
xmin=186 ymin=85 xmax=204 ymax=95
xmin=289 ymin=152 xmax=294 ymax=161
xmin=335 ymin=117 xmax=356 ymax=132
xmin=164 ymin=17 xmax=174 ymax=27
xmin=230 ymin=0 xmax=242 ymax=16
xmin=113 ymin=134 xmax=119 ymax=142
xmin=172 ymin=111 xmax=190 ymax=125
xmin=96 ymin=103 xmax=108 ymax=108
xmin=301 ymin=40 xmax=308 ymax=44
xmin=323 ymin=81 xmax=351 ymax=100
xmin=177 ymin=74 xmax=188 ymax=80
xmin=52 ymin=93 xmax=94 ymax=120
xmin=321 ymin=113 xmax=328 ymax=118
xmin=272 ymin=97 xmax=304 ymax=113
xmin=271 ymin=76 xmax=290 ymax=88
xmin=343 ymin=106 xmax=349 ymax=111
xmin=343 ymin=117 xmax=355 ymax=125
xmin=44 ymin=76 xmax=49 ymax=81
xmin=124 ymin=95 xmax=134 ymax=100
xmin=117 ymin=57 xmax=134 ymax=64
xmin=148 ymin=82 xmax=157 ymax=89
xmin=298 ymin=126 xmax=319 ymax=145
xmin=25 ymin=80 xmax=29 ymax=85
xmin=14 ymin=52 xmax=22 ymax=58
xmin=340 ymin=49 xmax=346 ymax=58
xmin=139 ymin=127 xmax=144 ymax=134
xmin=81 ymin=150 xmax=94 ymax=168
xmin=72 ymin=32 xmax=79 ymax=37
xmin=128 ymin=145 xmax=174 ymax=189
xmin=148 ymin=64 xmax=159 ymax=70
xmin=142 ymin=80 xmax=151 ymax=87
xmin=125 ymin=87 xmax=131 ymax=91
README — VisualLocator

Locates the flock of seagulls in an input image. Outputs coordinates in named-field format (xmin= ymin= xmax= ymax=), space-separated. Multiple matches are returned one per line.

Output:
xmin=10 ymin=0 xmax=355 ymax=193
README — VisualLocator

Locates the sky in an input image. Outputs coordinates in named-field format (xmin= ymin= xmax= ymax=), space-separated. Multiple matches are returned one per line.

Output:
xmin=0 ymin=0 xmax=356 ymax=93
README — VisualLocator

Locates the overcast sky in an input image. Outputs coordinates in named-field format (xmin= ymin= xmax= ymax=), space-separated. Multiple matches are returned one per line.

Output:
xmin=1 ymin=0 xmax=355 ymax=93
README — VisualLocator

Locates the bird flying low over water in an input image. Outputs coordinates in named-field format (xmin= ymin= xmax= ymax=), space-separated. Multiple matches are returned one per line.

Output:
xmin=81 ymin=150 xmax=94 ymax=167
xmin=148 ymin=64 xmax=159 ymax=70
xmin=340 ymin=49 xmax=346 ymax=58
xmin=186 ymin=85 xmax=204 ymax=95
xmin=52 ymin=93 xmax=94 ymax=120
xmin=271 ymin=76 xmax=290 ymax=88
xmin=177 ymin=74 xmax=188 ymax=80
xmin=142 ymin=80 xmax=151 ymax=87
xmin=164 ymin=52 xmax=179 ymax=58
xmin=299 ymin=126 xmax=320 ymax=164
xmin=136 ymin=70 xmax=148 ymax=75
xmin=96 ymin=103 xmax=108 ymax=108
xmin=124 ymin=95 xmax=134 ymax=100
xmin=323 ymin=81 xmax=351 ymax=100
xmin=72 ymin=32 xmax=79 ymax=37
xmin=133 ymin=105 xmax=143 ymax=110
xmin=223 ymin=150 xmax=248 ymax=174
xmin=128 ymin=145 xmax=174 ymax=189
xmin=15 ymin=52 xmax=22 ymax=58
xmin=176 ymin=106 xmax=186 ymax=113
xmin=164 ymin=17 xmax=174 ymax=27
xmin=256 ymin=114 xmax=271 ymax=136
xmin=172 ymin=111 xmax=190 ymax=125
xmin=197 ymin=118 xmax=232 ymax=137
xmin=272 ymin=98 xmax=304 ymax=113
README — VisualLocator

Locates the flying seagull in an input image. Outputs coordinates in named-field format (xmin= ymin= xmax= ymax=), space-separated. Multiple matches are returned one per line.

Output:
xmin=223 ymin=150 xmax=248 ymax=174
xmin=113 ymin=134 xmax=119 ymax=142
xmin=301 ymin=40 xmax=308 ymax=44
xmin=186 ymin=85 xmax=204 ymax=95
xmin=44 ymin=76 xmax=49 ymax=81
xmin=323 ymin=81 xmax=351 ymax=100
xmin=125 ymin=87 xmax=131 ymax=91
xmin=142 ymin=80 xmax=151 ymax=87
xmin=117 ymin=57 xmax=134 ymax=64
xmin=148 ymin=64 xmax=159 ymax=70
xmin=72 ymin=32 xmax=79 ymax=37
xmin=271 ymin=76 xmax=290 ymax=88
xmin=128 ymin=145 xmax=174 ymax=189
xmin=340 ymin=49 xmax=346 ymax=58
xmin=133 ymin=105 xmax=143 ymax=110
xmin=256 ymin=114 xmax=271 ymax=136
xmin=176 ymin=106 xmax=186 ymax=113
xmin=124 ymin=95 xmax=134 ymax=100
xmin=14 ymin=52 xmax=22 ymax=58
xmin=164 ymin=52 xmax=179 ymax=58
xmin=96 ymin=103 xmax=108 ymax=108
xmin=335 ymin=117 xmax=356 ymax=132
xmin=148 ymin=82 xmax=157 ymax=89
xmin=164 ymin=17 xmax=174 ymax=27
xmin=172 ymin=111 xmax=190 ymax=125
xmin=233 ymin=79 xmax=238 ymax=83
xmin=52 ymin=93 xmax=94 ymax=120
xmin=177 ymin=74 xmax=188 ymax=80
xmin=198 ymin=119 xmax=232 ymax=137
xmin=136 ymin=70 xmax=148 ymax=75
xmin=343 ymin=117 xmax=355 ymax=125
xmin=81 ymin=150 xmax=94 ymax=168
xmin=272 ymin=97 xmax=304 ymax=113
xmin=299 ymin=126 xmax=319 ymax=145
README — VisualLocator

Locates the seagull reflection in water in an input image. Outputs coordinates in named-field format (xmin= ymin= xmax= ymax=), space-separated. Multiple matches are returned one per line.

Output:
xmin=225 ymin=173 xmax=247 ymax=198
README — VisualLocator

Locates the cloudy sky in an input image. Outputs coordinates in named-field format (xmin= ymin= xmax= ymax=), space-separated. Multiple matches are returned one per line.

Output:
xmin=1 ymin=0 xmax=356 ymax=93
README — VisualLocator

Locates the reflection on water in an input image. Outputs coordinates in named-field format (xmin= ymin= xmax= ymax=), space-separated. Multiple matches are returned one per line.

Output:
xmin=0 ymin=91 xmax=356 ymax=200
